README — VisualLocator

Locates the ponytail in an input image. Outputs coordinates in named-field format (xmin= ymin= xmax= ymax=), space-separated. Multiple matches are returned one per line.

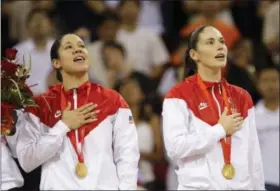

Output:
xmin=183 ymin=25 xmax=210 ymax=79
xmin=184 ymin=48 xmax=196 ymax=78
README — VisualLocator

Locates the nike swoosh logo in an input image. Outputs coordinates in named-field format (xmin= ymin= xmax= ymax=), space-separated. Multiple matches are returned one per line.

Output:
xmin=199 ymin=105 xmax=208 ymax=110
xmin=54 ymin=111 xmax=62 ymax=118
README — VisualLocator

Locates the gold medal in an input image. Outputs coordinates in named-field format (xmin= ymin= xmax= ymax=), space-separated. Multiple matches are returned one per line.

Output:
xmin=75 ymin=162 xmax=88 ymax=178
xmin=222 ymin=163 xmax=235 ymax=179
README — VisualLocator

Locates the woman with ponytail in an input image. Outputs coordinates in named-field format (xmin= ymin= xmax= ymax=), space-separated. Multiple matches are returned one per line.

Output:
xmin=162 ymin=25 xmax=265 ymax=190
xmin=6 ymin=34 xmax=139 ymax=190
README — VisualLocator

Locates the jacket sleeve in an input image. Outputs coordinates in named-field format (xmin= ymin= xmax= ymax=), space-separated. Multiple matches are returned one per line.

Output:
xmin=162 ymin=98 xmax=226 ymax=160
xmin=247 ymin=107 xmax=265 ymax=190
xmin=15 ymin=110 xmax=70 ymax=173
xmin=112 ymin=95 xmax=140 ymax=190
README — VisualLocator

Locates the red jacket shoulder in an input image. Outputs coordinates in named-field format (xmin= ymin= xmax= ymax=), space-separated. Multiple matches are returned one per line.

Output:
xmin=228 ymin=84 xmax=253 ymax=109
xmin=93 ymin=84 xmax=129 ymax=109
xmin=25 ymin=85 xmax=60 ymax=117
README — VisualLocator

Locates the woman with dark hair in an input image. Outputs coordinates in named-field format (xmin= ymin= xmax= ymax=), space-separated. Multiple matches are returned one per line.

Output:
xmin=117 ymin=72 xmax=163 ymax=190
xmin=8 ymin=34 xmax=139 ymax=190
xmin=162 ymin=26 xmax=265 ymax=190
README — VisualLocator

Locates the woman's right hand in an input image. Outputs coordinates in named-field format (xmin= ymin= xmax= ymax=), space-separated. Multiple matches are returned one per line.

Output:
xmin=62 ymin=102 xmax=99 ymax=130
xmin=218 ymin=107 xmax=244 ymax=136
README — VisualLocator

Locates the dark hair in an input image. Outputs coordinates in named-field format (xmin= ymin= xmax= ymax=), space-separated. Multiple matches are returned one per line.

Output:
xmin=97 ymin=12 xmax=120 ymax=28
xmin=50 ymin=35 xmax=66 ymax=82
xmin=118 ymin=0 xmax=141 ymax=9
xmin=26 ymin=8 xmax=51 ymax=25
xmin=256 ymin=64 xmax=280 ymax=78
xmin=102 ymin=40 xmax=126 ymax=57
xmin=184 ymin=25 xmax=211 ymax=78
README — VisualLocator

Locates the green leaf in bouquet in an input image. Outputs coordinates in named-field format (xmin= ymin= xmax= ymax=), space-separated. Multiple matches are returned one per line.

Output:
xmin=23 ymin=98 xmax=38 ymax=107
xmin=9 ymin=89 xmax=23 ymax=107
xmin=9 ymin=78 xmax=22 ymax=101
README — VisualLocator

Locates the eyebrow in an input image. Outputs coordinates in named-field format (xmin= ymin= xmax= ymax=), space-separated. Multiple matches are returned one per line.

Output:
xmin=63 ymin=41 xmax=85 ymax=46
xmin=63 ymin=42 xmax=71 ymax=46
xmin=205 ymin=37 xmax=225 ymax=41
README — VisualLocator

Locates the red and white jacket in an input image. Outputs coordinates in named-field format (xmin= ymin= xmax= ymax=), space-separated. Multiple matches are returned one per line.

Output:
xmin=162 ymin=74 xmax=265 ymax=190
xmin=8 ymin=82 xmax=140 ymax=190
xmin=1 ymin=135 xmax=24 ymax=190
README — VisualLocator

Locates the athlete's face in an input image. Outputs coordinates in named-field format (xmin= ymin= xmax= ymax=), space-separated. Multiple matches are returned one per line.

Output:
xmin=52 ymin=34 xmax=89 ymax=75
xmin=189 ymin=26 xmax=228 ymax=69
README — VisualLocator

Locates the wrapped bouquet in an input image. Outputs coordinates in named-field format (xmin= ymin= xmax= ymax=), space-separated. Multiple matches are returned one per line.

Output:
xmin=1 ymin=48 xmax=37 ymax=135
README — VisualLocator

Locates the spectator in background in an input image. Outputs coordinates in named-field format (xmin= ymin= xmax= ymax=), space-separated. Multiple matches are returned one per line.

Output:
xmin=118 ymin=74 xmax=163 ymax=191
xmin=262 ymin=0 xmax=279 ymax=65
xmin=14 ymin=8 xmax=55 ymax=95
xmin=104 ymin=0 xmax=165 ymax=35
xmin=116 ymin=0 xmax=169 ymax=80
xmin=87 ymin=12 xmax=121 ymax=85
xmin=231 ymin=0 xmax=263 ymax=42
xmin=255 ymin=66 xmax=279 ymax=191
xmin=8 ymin=0 xmax=60 ymax=42
xmin=1 ymin=0 xmax=18 ymax=55
xmin=137 ymin=1 xmax=165 ymax=35
xmin=183 ymin=0 xmax=234 ymax=25
xmin=8 ymin=0 xmax=33 ymax=42
xmin=225 ymin=38 xmax=261 ymax=103
xmin=157 ymin=39 xmax=188 ymax=98
xmin=56 ymin=0 xmax=109 ymax=42
xmin=101 ymin=41 xmax=131 ymax=88
xmin=180 ymin=0 xmax=240 ymax=50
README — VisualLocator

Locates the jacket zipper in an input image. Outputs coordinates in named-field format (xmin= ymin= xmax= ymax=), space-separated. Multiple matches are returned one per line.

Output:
xmin=73 ymin=89 xmax=81 ymax=151
xmin=211 ymin=86 xmax=221 ymax=116
xmin=212 ymin=86 xmax=227 ymax=143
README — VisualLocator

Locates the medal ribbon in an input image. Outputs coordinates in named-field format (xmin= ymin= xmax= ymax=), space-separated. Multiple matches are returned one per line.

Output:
xmin=197 ymin=75 xmax=232 ymax=165
xmin=60 ymin=83 xmax=91 ymax=163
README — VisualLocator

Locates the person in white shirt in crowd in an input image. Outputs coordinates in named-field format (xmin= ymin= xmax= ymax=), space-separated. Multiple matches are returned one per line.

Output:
xmin=105 ymin=0 xmax=165 ymax=35
xmin=162 ymin=25 xmax=265 ymax=190
xmin=87 ymin=12 xmax=121 ymax=85
xmin=262 ymin=0 xmax=279 ymax=64
xmin=14 ymin=8 xmax=55 ymax=95
xmin=255 ymin=65 xmax=279 ymax=191
xmin=7 ymin=33 xmax=139 ymax=190
xmin=116 ymin=0 xmax=169 ymax=79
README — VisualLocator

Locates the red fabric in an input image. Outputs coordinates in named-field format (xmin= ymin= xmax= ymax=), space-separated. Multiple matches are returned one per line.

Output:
xmin=196 ymin=75 xmax=232 ymax=164
xmin=24 ymin=82 xmax=129 ymax=138
xmin=60 ymin=82 xmax=91 ymax=163
xmin=165 ymin=74 xmax=253 ymax=125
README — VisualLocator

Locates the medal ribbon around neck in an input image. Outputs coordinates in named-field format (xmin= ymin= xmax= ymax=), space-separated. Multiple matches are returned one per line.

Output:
xmin=60 ymin=83 xmax=91 ymax=163
xmin=196 ymin=75 xmax=232 ymax=166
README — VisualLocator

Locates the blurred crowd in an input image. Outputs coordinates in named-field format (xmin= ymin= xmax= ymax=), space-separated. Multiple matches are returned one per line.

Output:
xmin=1 ymin=0 xmax=279 ymax=190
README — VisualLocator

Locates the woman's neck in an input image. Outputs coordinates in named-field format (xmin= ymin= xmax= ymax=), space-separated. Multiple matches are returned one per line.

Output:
xmin=62 ymin=72 xmax=89 ymax=91
xmin=121 ymin=23 xmax=137 ymax=32
xmin=263 ymin=98 xmax=279 ymax=111
xmin=33 ymin=37 xmax=48 ymax=51
xmin=198 ymin=66 xmax=222 ymax=82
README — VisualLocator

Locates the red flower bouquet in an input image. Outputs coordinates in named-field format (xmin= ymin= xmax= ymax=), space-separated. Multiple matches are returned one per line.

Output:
xmin=1 ymin=48 xmax=37 ymax=135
